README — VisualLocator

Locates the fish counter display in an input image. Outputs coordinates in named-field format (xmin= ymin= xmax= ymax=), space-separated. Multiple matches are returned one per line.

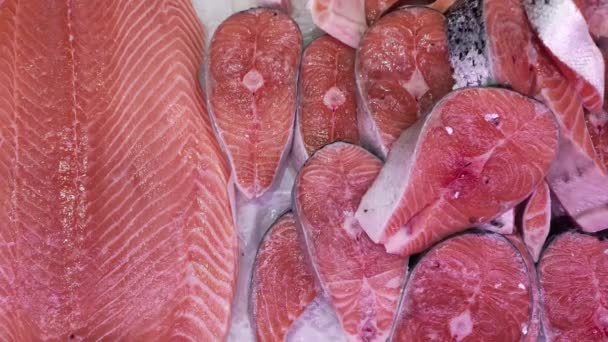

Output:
xmin=0 ymin=0 xmax=606 ymax=341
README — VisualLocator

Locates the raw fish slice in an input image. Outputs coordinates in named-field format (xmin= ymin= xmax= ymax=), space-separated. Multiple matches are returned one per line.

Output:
xmin=446 ymin=0 xmax=536 ymax=95
xmin=309 ymin=0 xmax=367 ymax=48
xmin=294 ymin=142 xmax=408 ymax=341
xmin=524 ymin=0 xmax=605 ymax=114
xmin=0 ymin=0 xmax=237 ymax=339
xmin=479 ymin=209 xmax=515 ymax=235
xmin=393 ymin=233 xmax=534 ymax=341
xmin=535 ymin=48 xmax=608 ymax=232
xmin=538 ymin=231 xmax=608 ymax=341
xmin=251 ymin=213 xmax=318 ymax=342
xmin=293 ymin=35 xmax=359 ymax=169
xmin=355 ymin=88 xmax=559 ymax=256
xmin=207 ymin=8 xmax=302 ymax=199
xmin=521 ymin=181 xmax=551 ymax=262
xmin=356 ymin=7 xmax=453 ymax=158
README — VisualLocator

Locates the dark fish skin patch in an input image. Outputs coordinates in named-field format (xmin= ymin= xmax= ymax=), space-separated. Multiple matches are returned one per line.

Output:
xmin=446 ymin=0 xmax=492 ymax=88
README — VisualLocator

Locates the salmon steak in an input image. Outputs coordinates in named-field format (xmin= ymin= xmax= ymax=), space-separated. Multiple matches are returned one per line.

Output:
xmin=250 ymin=213 xmax=318 ymax=342
xmin=294 ymin=142 xmax=408 ymax=341
xmin=293 ymin=35 xmax=359 ymax=169
xmin=356 ymin=7 xmax=453 ymax=158
xmin=0 ymin=0 xmax=237 ymax=339
xmin=355 ymin=87 xmax=559 ymax=256
xmin=393 ymin=233 xmax=535 ymax=341
xmin=207 ymin=8 xmax=302 ymax=199
xmin=538 ymin=231 xmax=608 ymax=341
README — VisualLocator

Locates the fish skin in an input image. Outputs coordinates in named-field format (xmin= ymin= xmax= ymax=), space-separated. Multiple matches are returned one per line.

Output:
xmin=0 ymin=0 xmax=238 ymax=339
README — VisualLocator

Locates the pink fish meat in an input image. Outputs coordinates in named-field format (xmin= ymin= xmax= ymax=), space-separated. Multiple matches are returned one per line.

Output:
xmin=0 ymin=0 xmax=237 ymax=339
xmin=294 ymin=142 xmax=408 ymax=341
xmin=355 ymin=87 xmax=558 ymax=256
xmin=357 ymin=7 xmax=453 ymax=158
xmin=393 ymin=233 xmax=534 ymax=341
xmin=207 ymin=8 xmax=302 ymax=199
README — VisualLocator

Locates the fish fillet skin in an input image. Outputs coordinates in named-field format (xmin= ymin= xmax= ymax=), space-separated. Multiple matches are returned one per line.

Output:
xmin=534 ymin=46 xmax=608 ymax=232
xmin=309 ymin=0 xmax=367 ymax=49
xmin=355 ymin=87 xmax=559 ymax=256
xmin=393 ymin=233 xmax=533 ymax=341
xmin=521 ymin=181 xmax=551 ymax=262
xmin=524 ymin=0 xmax=605 ymax=114
xmin=0 ymin=0 xmax=237 ymax=339
xmin=251 ymin=213 xmax=318 ymax=342
xmin=446 ymin=0 xmax=536 ymax=95
xmin=356 ymin=7 xmax=453 ymax=159
xmin=294 ymin=142 xmax=408 ymax=342
xmin=538 ymin=231 xmax=608 ymax=341
xmin=293 ymin=35 xmax=359 ymax=169
xmin=207 ymin=8 xmax=302 ymax=199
